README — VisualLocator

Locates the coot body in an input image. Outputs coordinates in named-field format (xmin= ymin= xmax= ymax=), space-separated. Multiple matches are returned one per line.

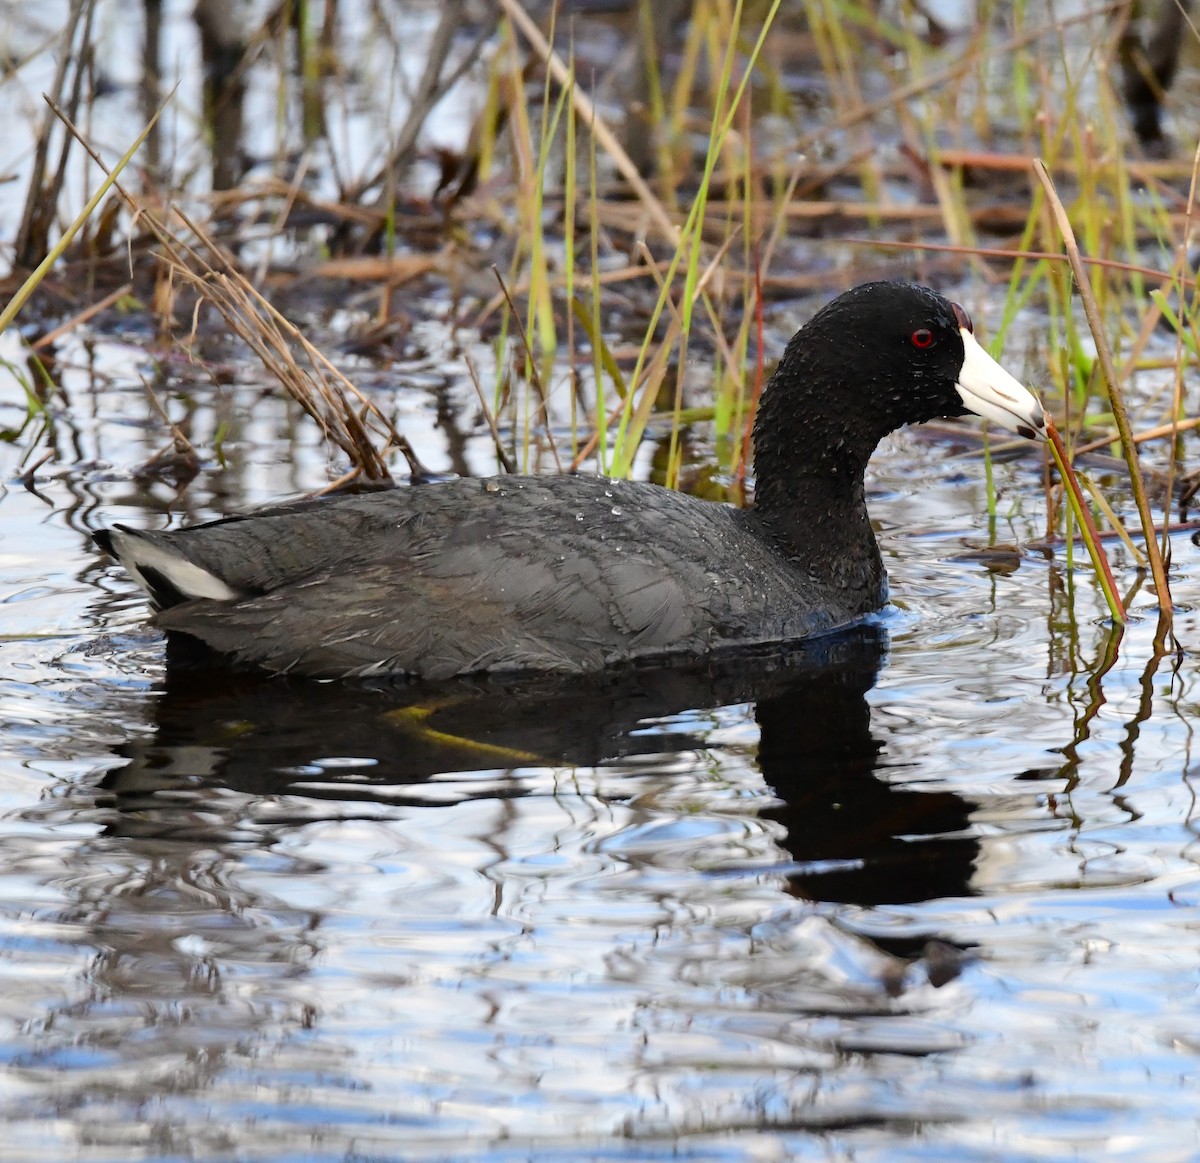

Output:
xmin=95 ymin=282 xmax=1045 ymax=679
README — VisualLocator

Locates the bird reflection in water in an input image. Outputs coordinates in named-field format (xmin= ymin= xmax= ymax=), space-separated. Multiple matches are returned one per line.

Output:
xmin=98 ymin=624 xmax=979 ymax=920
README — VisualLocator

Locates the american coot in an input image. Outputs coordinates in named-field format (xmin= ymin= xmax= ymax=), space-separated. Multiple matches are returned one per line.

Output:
xmin=95 ymin=282 xmax=1045 ymax=679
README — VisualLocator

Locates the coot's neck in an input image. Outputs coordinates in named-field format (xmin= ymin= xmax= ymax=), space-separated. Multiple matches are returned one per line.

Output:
xmin=750 ymin=374 xmax=887 ymax=613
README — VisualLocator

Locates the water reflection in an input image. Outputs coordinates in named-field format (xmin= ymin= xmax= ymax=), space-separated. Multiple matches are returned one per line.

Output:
xmin=37 ymin=625 xmax=983 ymax=1149
xmin=8 ymin=524 xmax=1198 ymax=1158
xmin=98 ymin=625 xmax=978 ymax=913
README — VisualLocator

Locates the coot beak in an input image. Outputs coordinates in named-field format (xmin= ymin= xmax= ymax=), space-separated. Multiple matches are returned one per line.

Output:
xmin=955 ymin=330 xmax=1045 ymax=440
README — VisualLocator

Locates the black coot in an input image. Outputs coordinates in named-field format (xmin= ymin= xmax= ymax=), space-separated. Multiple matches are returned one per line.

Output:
xmin=95 ymin=282 xmax=1045 ymax=679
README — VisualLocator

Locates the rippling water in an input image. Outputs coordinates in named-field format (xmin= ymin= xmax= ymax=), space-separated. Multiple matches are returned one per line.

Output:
xmin=3 ymin=1 xmax=1200 ymax=1153
xmin=2 ymin=338 xmax=1198 ymax=1160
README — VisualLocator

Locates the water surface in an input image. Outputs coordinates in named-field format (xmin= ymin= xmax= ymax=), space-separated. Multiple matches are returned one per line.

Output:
xmin=2 ymin=359 xmax=1197 ymax=1159
xmin=3 ymin=1 xmax=1200 ymax=1158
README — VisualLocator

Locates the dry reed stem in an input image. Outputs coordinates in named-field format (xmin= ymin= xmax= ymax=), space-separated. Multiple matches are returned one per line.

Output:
xmin=304 ymin=252 xmax=448 ymax=283
xmin=171 ymin=265 xmax=394 ymax=479
xmin=251 ymin=153 xmax=313 ymax=288
xmin=1079 ymin=474 xmax=1148 ymax=567
xmin=47 ymin=101 xmax=415 ymax=484
xmin=489 ymin=264 xmax=562 ymax=472
xmin=464 ymin=353 xmax=516 ymax=475
xmin=362 ymin=0 xmax=492 ymax=200
xmin=566 ymin=394 xmax=629 ymax=474
xmin=1158 ymin=140 xmax=1200 ymax=542
xmin=496 ymin=0 xmax=680 ymax=245
xmin=1046 ymin=417 xmax=1127 ymax=623
xmin=1075 ymin=416 xmax=1200 ymax=457
xmin=139 ymin=373 xmax=200 ymax=461
xmin=861 ymin=237 xmax=1199 ymax=293
xmin=13 ymin=0 xmax=95 ymax=268
xmin=210 ymin=180 xmax=386 ymax=227
xmin=30 ymin=282 xmax=133 ymax=350
xmin=1033 ymin=158 xmax=1172 ymax=631
xmin=935 ymin=148 xmax=1200 ymax=181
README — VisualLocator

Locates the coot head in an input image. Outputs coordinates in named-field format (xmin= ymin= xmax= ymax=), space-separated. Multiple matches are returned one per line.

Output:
xmin=753 ymin=281 xmax=1043 ymax=514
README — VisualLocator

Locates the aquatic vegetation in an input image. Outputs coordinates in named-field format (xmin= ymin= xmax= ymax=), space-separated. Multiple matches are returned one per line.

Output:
xmin=0 ymin=0 xmax=1195 ymax=626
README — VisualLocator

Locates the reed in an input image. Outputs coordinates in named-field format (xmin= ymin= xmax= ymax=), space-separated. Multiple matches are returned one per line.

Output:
xmin=1 ymin=0 xmax=1197 ymax=633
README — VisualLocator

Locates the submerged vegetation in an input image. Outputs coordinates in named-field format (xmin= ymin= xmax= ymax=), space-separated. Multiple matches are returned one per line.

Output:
xmin=0 ymin=0 xmax=1197 ymax=629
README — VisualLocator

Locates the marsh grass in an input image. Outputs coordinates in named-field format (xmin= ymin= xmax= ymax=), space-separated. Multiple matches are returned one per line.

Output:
xmin=2 ymin=0 xmax=1199 ymax=618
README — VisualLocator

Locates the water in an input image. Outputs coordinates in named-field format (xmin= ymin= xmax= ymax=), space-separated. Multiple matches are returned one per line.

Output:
xmin=2 ymin=340 xmax=1198 ymax=1159
xmin=4 ymin=1 xmax=1200 ymax=1158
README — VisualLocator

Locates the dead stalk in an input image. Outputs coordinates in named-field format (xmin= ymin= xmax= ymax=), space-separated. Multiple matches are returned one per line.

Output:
xmin=45 ymin=99 xmax=413 ymax=484
xmin=1032 ymin=158 xmax=1173 ymax=633
xmin=496 ymin=0 xmax=680 ymax=244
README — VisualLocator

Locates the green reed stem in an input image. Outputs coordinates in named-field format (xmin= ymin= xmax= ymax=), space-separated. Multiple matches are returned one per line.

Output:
xmin=1033 ymin=159 xmax=1170 ymax=632
xmin=1046 ymin=420 xmax=1126 ymax=624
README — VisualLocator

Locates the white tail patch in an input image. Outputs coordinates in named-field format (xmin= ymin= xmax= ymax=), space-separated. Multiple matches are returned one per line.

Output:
xmin=109 ymin=529 xmax=240 ymax=603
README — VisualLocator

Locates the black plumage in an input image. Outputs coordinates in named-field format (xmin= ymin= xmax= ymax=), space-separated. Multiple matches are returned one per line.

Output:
xmin=95 ymin=282 xmax=1044 ymax=679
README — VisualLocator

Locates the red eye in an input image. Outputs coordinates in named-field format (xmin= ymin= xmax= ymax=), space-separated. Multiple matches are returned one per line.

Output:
xmin=911 ymin=328 xmax=935 ymax=349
